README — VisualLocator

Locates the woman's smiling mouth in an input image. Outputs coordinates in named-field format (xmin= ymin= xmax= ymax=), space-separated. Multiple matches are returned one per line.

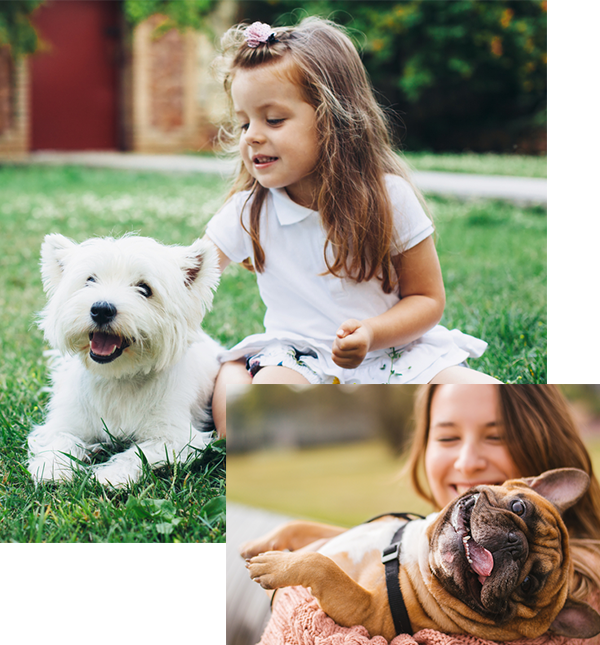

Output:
xmin=450 ymin=482 xmax=502 ymax=496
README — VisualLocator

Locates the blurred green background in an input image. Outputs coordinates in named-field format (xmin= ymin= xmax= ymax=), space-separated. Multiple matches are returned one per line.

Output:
xmin=236 ymin=0 xmax=547 ymax=154
xmin=227 ymin=385 xmax=600 ymax=526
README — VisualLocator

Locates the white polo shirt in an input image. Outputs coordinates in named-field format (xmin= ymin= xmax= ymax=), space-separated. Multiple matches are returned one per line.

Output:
xmin=206 ymin=174 xmax=434 ymax=345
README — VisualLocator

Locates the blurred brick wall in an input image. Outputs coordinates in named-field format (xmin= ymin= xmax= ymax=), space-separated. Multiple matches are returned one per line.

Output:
xmin=125 ymin=0 xmax=235 ymax=154
xmin=0 ymin=47 xmax=29 ymax=157
xmin=0 ymin=1 xmax=235 ymax=156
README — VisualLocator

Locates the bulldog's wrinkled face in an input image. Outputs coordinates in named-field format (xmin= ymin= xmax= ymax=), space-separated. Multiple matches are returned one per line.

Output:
xmin=428 ymin=483 xmax=568 ymax=623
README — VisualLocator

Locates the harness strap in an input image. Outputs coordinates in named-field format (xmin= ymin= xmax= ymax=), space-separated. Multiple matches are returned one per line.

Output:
xmin=366 ymin=511 xmax=425 ymax=524
xmin=382 ymin=522 xmax=413 ymax=635
xmin=369 ymin=513 xmax=425 ymax=636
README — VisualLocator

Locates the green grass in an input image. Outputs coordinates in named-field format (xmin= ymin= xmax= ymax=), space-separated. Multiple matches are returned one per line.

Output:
xmin=0 ymin=431 xmax=225 ymax=542
xmin=0 ymin=161 xmax=545 ymax=537
xmin=402 ymin=152 xmax=547 ymax=178
xmin=432 ymin=196 xmax=546 ymax=382
xmin=227 ymin=440 xmax=429 ymax=525
xmin=227 ymin=437 xmax=600 ymax=526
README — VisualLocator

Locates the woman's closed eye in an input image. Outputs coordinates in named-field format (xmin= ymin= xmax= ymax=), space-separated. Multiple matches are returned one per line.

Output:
xmin=434 ymin=434 xmax=460 ymax=444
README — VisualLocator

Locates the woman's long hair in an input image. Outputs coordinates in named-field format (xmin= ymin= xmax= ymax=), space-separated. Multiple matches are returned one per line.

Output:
xmin=214 ymin=17 xmax=428 ymax=293
xmin=406 ymin=384 xmax=600 ymax=599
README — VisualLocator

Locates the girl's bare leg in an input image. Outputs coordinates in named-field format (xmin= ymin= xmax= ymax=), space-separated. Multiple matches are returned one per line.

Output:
xmin=251 ymin=366 xmax=311 ymax=384
xmin=213 ymin=363 xmax=310 ymax=436
xmin=212 ymin=360 xmax=251 ymax=438
xmin=429 ymin=365 xmax=502 ymax=384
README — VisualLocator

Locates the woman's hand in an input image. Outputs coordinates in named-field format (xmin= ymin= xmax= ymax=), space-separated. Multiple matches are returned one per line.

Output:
xmin=332 ymin=319 xmax=375 ymax=369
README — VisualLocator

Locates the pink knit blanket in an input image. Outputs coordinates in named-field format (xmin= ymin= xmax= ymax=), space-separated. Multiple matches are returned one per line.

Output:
xmin=258 ymin=586 xmax=598 ymax=645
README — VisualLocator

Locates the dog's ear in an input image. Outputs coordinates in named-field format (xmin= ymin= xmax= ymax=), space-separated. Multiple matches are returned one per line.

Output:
xmin=180 ymin=238 xmax=220 ymax=303
xmin=182 ymin=238 xmax=218 ymax=287
xmin=40 ymin=234 xmax=77 ymax=294
xmin=549 ymin=599 xmax=600 ymax=639
xmin=522 ymin=468 xmax=590 ymax=514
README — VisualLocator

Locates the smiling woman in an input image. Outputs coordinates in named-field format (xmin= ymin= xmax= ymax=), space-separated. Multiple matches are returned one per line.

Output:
xmin=424 ymin=385 xmax=521 ymax=506
xmin=407 ymin=385 xmax=600 ymax=600
xmin=229 ymin=385 xmax=600 ymax=645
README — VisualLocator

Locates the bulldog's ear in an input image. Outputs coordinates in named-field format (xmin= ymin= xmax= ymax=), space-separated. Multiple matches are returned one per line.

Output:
xmin=40 ymin=233 xmax=77 ymax=295
xmin=549 ymin=599 xmax=600 ymax=639
xmin=523 ymin=468 xmax=590 ymax=514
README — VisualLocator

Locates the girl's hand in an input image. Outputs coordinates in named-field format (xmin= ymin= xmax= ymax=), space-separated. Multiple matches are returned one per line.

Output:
xmin=332 ymin=319 xmax=375 ymax=369
xmin=332 ymin=237 xmax=446 ymax=371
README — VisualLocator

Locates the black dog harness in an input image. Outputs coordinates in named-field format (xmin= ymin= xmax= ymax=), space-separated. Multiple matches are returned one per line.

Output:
xmin=367 ymin=512 xmax=425 ymax=636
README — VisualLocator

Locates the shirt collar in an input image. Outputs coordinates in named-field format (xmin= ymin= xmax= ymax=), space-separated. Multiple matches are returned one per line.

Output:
xmin=270 ymin=187 xmax=316 ymax=225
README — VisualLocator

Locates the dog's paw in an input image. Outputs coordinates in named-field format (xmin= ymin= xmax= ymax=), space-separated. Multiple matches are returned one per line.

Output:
xmin=240 ymin=537 xmax=280 ymax=560
xmin=245 ymin=551 xmax=297 ymax=590
xmin=93 ymin=463 xmax=138 ymax=488
xmin=28 ymin=458 xmax=75 ymax=483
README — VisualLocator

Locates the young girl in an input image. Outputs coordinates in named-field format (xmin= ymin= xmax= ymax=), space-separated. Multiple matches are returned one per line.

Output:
xmin=206 ymin=18 xmax=499 ymax=436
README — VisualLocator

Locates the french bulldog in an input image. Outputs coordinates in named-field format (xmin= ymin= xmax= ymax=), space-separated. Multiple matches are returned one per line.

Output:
xmin=243 ymin=468 xmax=600 ymax=641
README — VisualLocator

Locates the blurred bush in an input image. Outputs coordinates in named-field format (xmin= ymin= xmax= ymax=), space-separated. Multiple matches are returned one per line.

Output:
xmin=227 ymin=385 xmax=418 ymax=453
xmin=1 ymin=0 xmax=218 ymax=57
xmin=0 ymin=0 xmax=45 ymax=56
xmin=123 ymin=0 xmax=217 ymax=32
xmin=238 ymin=0 xmax=547 ymax=153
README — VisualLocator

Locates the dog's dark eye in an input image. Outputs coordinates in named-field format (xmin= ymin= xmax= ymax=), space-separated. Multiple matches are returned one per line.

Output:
xmin=511 ymin=499 xmax=526 ymax=516
xmin=136 ymin=282 xmax=152 ymax=298
xmin=86 ymin=276 xmax=96 ymax=284
xmin=520 ymin=575 xmax=538 ymax=595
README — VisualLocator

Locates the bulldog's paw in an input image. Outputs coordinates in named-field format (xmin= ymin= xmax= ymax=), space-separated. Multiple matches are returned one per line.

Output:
xmin=246 ymin=551 xmax=299 ymax=589
xmin=240 ymin=537 xmax=281 ymax=559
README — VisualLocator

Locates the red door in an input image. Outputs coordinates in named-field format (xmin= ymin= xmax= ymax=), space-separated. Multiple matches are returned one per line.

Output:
xmin=30 ymin=0 xmax=121 ymax=150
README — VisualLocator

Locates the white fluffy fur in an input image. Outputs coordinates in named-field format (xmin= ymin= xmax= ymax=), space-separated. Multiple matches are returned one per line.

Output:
xmin=28 ymin=234 xmax=221 ymax=487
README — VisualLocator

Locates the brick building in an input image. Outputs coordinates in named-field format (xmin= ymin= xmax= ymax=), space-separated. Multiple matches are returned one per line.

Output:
xmin=0 ymin=0 xmax=235 ymax=157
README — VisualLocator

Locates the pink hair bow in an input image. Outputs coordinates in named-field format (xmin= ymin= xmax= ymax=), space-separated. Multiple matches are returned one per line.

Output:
xmin=245 ymin=21 xmax=277 ymax=48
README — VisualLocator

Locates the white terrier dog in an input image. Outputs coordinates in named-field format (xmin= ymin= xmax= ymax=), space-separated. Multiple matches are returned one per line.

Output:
xmin=28 ymin=233 xmax=221 ymax=487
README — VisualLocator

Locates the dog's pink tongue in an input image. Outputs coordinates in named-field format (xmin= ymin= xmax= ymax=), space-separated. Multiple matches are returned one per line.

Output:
xmin=91 ymin=332 xmax=121 ymax=356
xmin=469 ymin=540 xmax=494 ymax=578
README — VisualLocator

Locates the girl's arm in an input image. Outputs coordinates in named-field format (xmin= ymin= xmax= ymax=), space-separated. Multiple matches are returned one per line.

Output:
xmin=332 ymin=235 xmax=445 ymax=369
xmin=204 ymin=235 xmax=231 ymax=273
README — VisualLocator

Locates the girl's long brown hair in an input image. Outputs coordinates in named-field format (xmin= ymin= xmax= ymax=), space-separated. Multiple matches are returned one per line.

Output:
xmin=407 ymin=384 xmax=600 ymax=599
xmin=214 ymin=17 xmax=428 ymax=293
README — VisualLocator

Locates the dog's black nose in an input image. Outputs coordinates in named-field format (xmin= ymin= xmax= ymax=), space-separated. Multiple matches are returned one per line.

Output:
xmin=90 ymin=301 xmax=117 ymax=326
xmin=506 ymin=530 xmax=528 ymax=562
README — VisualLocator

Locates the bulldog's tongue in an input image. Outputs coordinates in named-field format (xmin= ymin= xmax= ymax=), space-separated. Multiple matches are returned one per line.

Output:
xmin=91 ymin=332 xmax=122 ymax=356
xmin=469 ymin=539 xmax=494 ymax=578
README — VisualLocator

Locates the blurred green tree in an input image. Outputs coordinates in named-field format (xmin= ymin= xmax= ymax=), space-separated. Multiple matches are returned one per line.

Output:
xmin=0 ymin=0 xmax=218 ymax=57
xmin=238 ymin=0 xmax=547 ymax=153
xmin=123 ymin=0 xmax=218 ymax=33
xmin=0 ymin=0 xmax=45 ymax=56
